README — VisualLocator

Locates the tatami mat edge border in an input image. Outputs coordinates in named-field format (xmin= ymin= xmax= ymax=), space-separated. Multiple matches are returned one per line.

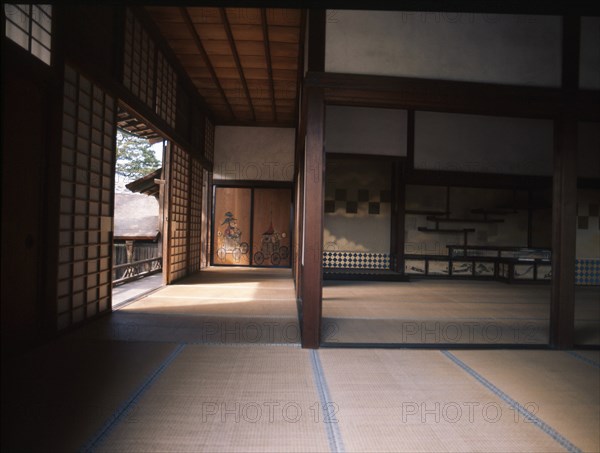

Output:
xmin=80 ymin=344 xmax=186 ymax=453
xmin=310 ymin=350 xmax=346 ymax=453
xmin=566 ymin=351 xmax=600 ymax=368
xmin=442 ymin=350 xmax=582 ymax=453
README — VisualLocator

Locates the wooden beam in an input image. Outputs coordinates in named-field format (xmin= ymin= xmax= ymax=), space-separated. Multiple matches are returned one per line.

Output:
xmin=391 ymin=159 xmax=405 ymax=273
xmin=294 ymin=9 xmax=307 ymax=127
xmin=260 ymin=9 xmax=277 ymax=123
xmin=180 ymin=7 xmax=235 ymax=121
xmin=307 ymin=9 xmax=325 ymax=72
xmin=308 ymin=72 xmax=600 ymax=121
xmin=221 ymin=8 xmax=255 ymax=122
xmin=300 ymin=87 xmax=325 ymax=349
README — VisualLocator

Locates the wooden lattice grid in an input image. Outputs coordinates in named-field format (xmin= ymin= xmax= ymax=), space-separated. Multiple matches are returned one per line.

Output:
xmin=57 ymin=64 xmax=116 ymax=330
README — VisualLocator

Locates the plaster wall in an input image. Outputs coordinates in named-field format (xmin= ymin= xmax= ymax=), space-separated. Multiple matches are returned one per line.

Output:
xmin=213 ymin=126 xmax=295 ymax=181
xmin=326 ymin=10 xmax=562 ymax=87
xmin=414 ymin=111 xmax=554 ymax=176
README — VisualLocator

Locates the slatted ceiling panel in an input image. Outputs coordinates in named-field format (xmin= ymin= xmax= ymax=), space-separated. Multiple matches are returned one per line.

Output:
xmin=225 ymin=8 xmax=261 ymax=25
xmin=236 ymin=40 xmax=267 ymax=57
xmin=145 ymin=6 xmax=301 ymax=126
xmin=158 ymin=25 xmax=193 ymax=40
xmin=237 ymin=55 xmax=267 ymax=70
xmin=271 ymin=56 xmax=298 ymax=70
xmin=168 ymin=39 xmax=199 ymax=54
xmin=273 ymin=69 xmax=298 ymax=82
xmin=195 ymin=23 xmax=228 ymax=40
xmin=271 ymin=42 xmax=300 ymax=57
xmin=187 ymin=7 xmax=222 ymax=24
xmin=205 ymin=55 xmax=236 ymax=69
xmin=267 ymin=26 xmax=300 ymax=43
xmin=230 ymin=25 xmax=264 ymax=41
xmin=267 ymin=8 xmax=302 ymax=26
xmin=201 ymin=39 xmax=232 ymax=55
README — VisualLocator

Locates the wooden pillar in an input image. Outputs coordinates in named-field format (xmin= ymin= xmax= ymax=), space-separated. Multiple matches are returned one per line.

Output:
xmin=391 ymin=160 xmax=405 ymax=273
xmin=550 ymin=116 xmax=577 ymax=348
xmin=300 ymin=87 xmax=325 ymax=349
xmin=550 ymin=14 xmax=579 ymax=349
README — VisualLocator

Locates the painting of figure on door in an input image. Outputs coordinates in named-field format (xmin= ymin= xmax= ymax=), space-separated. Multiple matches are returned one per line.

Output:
xmin=213 ymin=187 xmax=251 ymax=265
xmin=212 ymin=186 xmax=291 ymax=267
xmin=251 ymin=188 xmax=291 ymax=267
xmin=216 ymin=211 xmax=250 ymax=264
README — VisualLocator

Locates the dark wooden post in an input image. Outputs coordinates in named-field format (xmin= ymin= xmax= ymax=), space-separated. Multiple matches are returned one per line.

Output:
xmin=391 ymin=159 xmax=405 ymax=273
xmin=550 ymin=116 xmax=577 ymax=348
xmin=550 ymin=14 xmax=579 ymax=349
xmin=300 ymin=87 xmax=325 ymax=349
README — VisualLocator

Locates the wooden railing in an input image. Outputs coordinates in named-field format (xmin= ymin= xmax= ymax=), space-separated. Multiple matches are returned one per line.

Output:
xmin=112 ymin=256 xmax=162 ymax=286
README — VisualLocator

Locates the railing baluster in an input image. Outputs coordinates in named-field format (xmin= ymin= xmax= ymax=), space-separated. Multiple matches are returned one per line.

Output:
xmin=112 ymin=256 xmax=163 ymax=286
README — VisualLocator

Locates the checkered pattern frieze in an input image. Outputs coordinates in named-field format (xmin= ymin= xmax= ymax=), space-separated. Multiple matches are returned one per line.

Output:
xmin=325 ymin=189 xmax=391 ymax=215
xmin=323 ymin=251 xmax=391 ymax=269
xmin=575 ymin=259 xmax=600 ymax=286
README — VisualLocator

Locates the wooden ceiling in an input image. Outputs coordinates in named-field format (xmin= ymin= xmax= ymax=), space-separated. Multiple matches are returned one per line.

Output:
xmin=145 ymin=7 xmax=304 ymax=127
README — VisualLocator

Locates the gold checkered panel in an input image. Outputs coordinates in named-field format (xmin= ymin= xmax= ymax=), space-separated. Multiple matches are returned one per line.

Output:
xmin=57 ymin=65 xmax=116 ymax=330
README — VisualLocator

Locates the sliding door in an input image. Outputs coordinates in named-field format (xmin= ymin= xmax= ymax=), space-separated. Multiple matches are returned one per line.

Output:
xmin=212 ymin=186 xmax=292 ymax=267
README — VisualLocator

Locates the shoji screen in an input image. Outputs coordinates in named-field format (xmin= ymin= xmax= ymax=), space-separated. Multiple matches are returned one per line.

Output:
xmin=57 ymin=65 xmax=116 ymax=330
xmin=188 ymin=158 xmax=203 ymax=273
xmin=167 ymin=144 xmax=190 ymax=282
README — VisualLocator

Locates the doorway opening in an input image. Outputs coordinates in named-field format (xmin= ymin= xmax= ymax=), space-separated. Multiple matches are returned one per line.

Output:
xmin=111 ymin=107 xmax=165 ymax=307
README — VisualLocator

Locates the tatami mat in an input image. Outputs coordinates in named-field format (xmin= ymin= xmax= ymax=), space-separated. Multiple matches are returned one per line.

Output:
xmin=451 ymin=350 xmax=600 ymax=452
xmin=94 ymin=345 xmax=330 ymax=453
xmin=1 ymin=337 xmax=176 ymax=453
xmin=75 ymin=267 xmax=301 ymax=345
xmin=123 ymin=269 xmax=297 ymax=319
xmin=318 ymin=349 xmax=568 ymax=452
xmin=323 ymin=280 xmax=599 ymax=345
xmin=73 ymin=311 xmax=302 ymax=344
xmin=2 ymin=267 xmax=598 ymax=453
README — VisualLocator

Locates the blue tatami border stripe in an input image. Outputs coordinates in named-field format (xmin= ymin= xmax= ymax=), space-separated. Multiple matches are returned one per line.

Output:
xmin=80 ymin=343 xmax=187 ymax=453
xmin=442 ymin=350 xmax=582 ymax=453
xmin=566 ymin=351 xmax=600 ymax=369
xmin=310 ymin=350 xmax=346 ymax=453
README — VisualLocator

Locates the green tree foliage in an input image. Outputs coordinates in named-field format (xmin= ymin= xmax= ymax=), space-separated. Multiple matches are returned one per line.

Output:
xmin=115 ymin=129 xmax=161 ymax=181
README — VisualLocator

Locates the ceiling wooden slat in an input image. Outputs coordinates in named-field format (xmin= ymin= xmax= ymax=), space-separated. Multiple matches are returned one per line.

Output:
xmin=180 ymin=7 xmax=235 ymax=120
xmin=261 ymin=9 xmax=277 ymax=123
xmin=221 ymin=8 xmax=256 ymax=122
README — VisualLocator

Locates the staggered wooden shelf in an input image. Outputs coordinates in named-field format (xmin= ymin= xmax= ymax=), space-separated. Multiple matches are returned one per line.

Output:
xmin=426 ymin=216 xmax=503 ymax=224
xmin=406 ymin=209 xmax=449 ymax=216
xmin=417 ymin=227 xmax=476 ymax=233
